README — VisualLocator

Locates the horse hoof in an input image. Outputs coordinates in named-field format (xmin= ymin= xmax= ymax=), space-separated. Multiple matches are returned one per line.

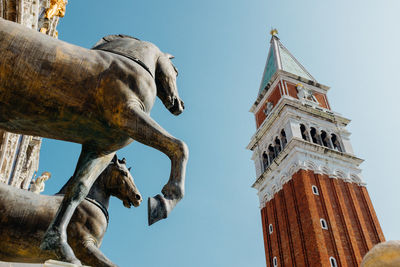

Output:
xmin=148 ymin=194 xmax=180 ymax=225
xmin=148 ymin=194 xmax=167 ymax=225
xmin=40 ymin=229 xmax=61 ymax=251
xmin=40 ymin=230 xmax=81 ymax=265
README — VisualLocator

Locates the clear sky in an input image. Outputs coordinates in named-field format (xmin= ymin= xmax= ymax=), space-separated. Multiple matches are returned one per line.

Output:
xmin=36 ymin=1 xmax=400 ymax=266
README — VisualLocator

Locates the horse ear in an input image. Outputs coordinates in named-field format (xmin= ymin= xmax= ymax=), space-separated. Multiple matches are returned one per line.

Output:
xmin=128 ymin=167 xmax=132 ymax=171
xmin=121 ymin=158 xmax=127 ymax=164
xmin=165 ymin=53 xmax=175 ymax=59
xmin=112 ymin=154 xmax=118 ymax=164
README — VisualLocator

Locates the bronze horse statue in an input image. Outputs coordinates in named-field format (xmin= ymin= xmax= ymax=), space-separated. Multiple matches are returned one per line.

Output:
xmin=0 ymin=155 xmax=141 ymax=267
xmin=0 ymin=18 xmax=188 ymax=265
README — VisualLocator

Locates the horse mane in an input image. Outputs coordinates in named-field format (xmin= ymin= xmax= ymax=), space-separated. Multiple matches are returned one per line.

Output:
xmin=91 ymin=34 xmax=140 ymax=49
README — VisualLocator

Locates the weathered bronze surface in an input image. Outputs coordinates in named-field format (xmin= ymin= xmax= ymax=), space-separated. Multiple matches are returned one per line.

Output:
xmin=0 ymin=155 xmax=141 ymax=267
xmin=0 ymin=18 xmax=188 ymax=265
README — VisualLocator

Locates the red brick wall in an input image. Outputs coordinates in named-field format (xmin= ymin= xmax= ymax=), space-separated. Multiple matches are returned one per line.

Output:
xmin=260 ymin=170 xmax=384 ymax=266
xmin=255 ymin=85 xmax=282 ymax=128
xmin=286 ymin=82 xmax=298 ymax=98
xmin=314 ymin=93 xmax=330 ymax=110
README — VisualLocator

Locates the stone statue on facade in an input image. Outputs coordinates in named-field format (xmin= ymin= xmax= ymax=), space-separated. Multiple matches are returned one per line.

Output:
xmin=0 ymin=18 xmax=188 ymax=265
xmin=30 ymin=171 xmax=51 ymax=194
xmin=296 ymin=83 xmax=318 ymax=103
xmin=263 ymin=102 xmax=274 ymax=117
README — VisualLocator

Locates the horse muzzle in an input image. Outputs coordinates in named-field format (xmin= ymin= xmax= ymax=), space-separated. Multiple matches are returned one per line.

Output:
xmin=124 ymin=192 xmax=142 ymax=208
xmin=168 ymin=98 xmax=185 ymax=116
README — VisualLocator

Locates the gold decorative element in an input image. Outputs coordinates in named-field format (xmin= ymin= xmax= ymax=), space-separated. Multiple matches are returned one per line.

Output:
xmin=39 ymin=27 xmax=47 ymax=34
xmin=270 ymin=28 xmax=278 ymax=36
xmin=45 ymin=0 xmax=67 ymax=19
xmin=296 ymin=83 xmax=304 ymax=88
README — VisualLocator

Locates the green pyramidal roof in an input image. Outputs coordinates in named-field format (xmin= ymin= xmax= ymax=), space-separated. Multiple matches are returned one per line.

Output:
xmin=259 ymin=35 xmax=316 ymax=95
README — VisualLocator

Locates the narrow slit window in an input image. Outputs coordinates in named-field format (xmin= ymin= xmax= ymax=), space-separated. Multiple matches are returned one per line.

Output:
xmin=320 ymin=218 xmax=328 ymax=230
xmin=329 ymin=257 xmax=337 ymax=267
xmin=269 ymin=224 xmax=273 ymax=234
xmin=273 ymin=256 xmax=278 ymax=267
xmin=312 ymin=185 xmax=319 ymax=195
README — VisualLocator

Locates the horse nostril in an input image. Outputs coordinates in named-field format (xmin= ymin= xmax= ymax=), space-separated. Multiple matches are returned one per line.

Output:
xmin=135 ymin=194 xmax=141 ymax=200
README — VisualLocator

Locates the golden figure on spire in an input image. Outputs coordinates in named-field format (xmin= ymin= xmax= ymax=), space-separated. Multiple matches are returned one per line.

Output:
xmin=270 ymin=28 xmax=278 ymax=36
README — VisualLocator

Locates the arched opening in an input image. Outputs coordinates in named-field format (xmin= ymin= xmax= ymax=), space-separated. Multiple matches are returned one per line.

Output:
xmin=262 ymin=151 xmax=269 ymax=170
xmin=275 ymin=137 xmax=281 ymax=154
xmin=269 ymin=224 xmax=273 ymax=234
xmin=310 ymin=127 xmax=321 ymax=145
xmin=273 ymin=257 xmax=278 ymax=267
xmin=280 ymin=129 xmax=287 ymax=148
xmin=331 ymin=134 xmax=343 ymax=152
xmin=321 ymin=131 xmax=332 ymax=148
xmin=300 ymin=124 xmax=309 ymax=141
xmin=268 ymin=145 xmax=275 ymax=162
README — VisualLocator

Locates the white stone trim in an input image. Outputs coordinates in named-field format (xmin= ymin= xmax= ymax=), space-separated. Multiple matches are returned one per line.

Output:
xmin=253 ymin=138 xmax=365 ymax=208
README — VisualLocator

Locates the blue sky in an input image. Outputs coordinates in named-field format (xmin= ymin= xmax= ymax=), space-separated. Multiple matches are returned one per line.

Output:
xmin=37 ymin=1 xmax=400 ymax=266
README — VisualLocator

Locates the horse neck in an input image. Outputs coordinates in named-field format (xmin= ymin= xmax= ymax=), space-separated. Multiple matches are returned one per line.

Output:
xmin=57 ymin=168 xmax=111 ymax=210
xmin=86 ymin=169 xmax=111 ymax=210
xmin=130 ymin=41 xmax=161 ymax=77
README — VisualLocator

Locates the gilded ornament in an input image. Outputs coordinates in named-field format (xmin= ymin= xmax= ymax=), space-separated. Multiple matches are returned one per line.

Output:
xmin=45 ymin=0 xmax=67 ymax=19
xmin=270 ymin=28 xmax=278 ymax=36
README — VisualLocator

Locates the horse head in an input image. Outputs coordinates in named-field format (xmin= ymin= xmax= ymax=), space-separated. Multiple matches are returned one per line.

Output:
xmin=106 ymin=155 xmax=142 ymax=208
xmin=156 ymin=53 xmax=185 ymax=116
xmin=92 ymin=34 xmax=184 ymax=116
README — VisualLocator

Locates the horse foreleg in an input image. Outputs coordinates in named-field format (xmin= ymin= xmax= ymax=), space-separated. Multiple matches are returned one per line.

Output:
xmin=40 ymin=146 xmax=115 ymax=265
xmin=122 ymin=107 xmax=188 ymax=225
xmin=79 ymin=240 xmax=118 ymax=267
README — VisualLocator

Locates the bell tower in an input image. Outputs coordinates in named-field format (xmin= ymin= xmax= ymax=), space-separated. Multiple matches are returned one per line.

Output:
xmin=247 ymin=30 xmax=385 ymax=266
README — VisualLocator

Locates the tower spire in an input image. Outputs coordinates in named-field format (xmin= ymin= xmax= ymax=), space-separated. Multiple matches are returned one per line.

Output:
xmin=258 ymin=30 xmax=316 ymax=96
